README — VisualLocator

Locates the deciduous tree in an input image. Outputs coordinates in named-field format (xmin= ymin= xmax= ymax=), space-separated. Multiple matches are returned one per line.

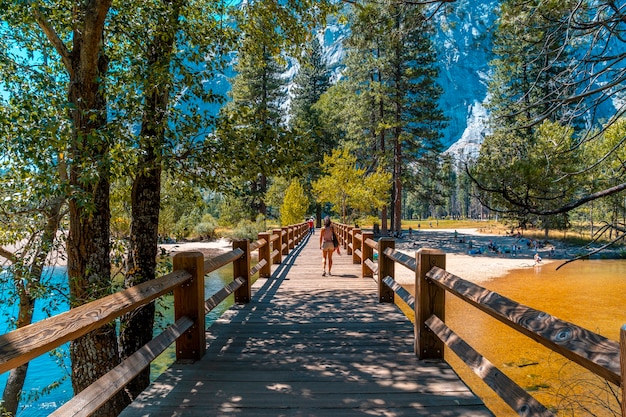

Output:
xmin=312 ymin=148 xmax=390 ymax=222
xmin=280 ymin=179 xmax=309 ymax=226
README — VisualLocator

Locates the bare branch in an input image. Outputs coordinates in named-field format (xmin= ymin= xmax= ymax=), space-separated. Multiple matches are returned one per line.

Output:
xmin=556 ymin=224 xmax=626 ymax=270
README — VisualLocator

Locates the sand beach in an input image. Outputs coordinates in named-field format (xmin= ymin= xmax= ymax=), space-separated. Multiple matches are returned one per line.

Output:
xmin=161 ymin=228 xmax=572 ymax=284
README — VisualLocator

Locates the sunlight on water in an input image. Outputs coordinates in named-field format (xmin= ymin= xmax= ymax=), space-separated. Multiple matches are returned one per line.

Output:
xmin=444 ymin=260 xmax=626 ymax=416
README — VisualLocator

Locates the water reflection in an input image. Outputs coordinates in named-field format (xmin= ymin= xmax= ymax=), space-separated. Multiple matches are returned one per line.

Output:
xmin=444 ymin=260 xmax=626 ymax=416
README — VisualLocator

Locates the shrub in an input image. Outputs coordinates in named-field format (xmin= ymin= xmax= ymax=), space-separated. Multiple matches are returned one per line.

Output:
xmin=194 ymin=214 xmax=218 ymax=240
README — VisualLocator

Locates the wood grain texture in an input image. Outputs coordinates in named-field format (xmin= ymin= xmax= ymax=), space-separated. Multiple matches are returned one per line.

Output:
xmin=49 ymin=316 xmax=194 ymax=417
xmin=204 ymin=277 xmax=245 ymax=313
xmin=0 ymin=270 xmax=191 ymax=374
xmin=203 ymin=249 xmax=243 ymax=275
xmin=383 ymin=276 xmax=416 ymax=310
xmin=426 ymin=266 xmax=621 ymax=386
xmin=120 ymin=232 xmax=492 ymax=417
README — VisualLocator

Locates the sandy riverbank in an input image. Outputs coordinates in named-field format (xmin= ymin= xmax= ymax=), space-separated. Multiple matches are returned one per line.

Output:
xmin=393 ymin=228 xmax=559 ymax=284
xmin=160 ymin=229 xmax=562 ymax=284
xmin=4 ymin=228 xmax=586 ymax=282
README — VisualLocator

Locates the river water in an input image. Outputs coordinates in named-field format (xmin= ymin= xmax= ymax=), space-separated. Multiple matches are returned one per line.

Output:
xmin=443 ymin=259 xmax=626 ymax=416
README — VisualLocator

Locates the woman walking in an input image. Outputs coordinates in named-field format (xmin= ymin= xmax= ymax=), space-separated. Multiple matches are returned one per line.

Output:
xmin=319 ymin=216 xmax=336 ymax=276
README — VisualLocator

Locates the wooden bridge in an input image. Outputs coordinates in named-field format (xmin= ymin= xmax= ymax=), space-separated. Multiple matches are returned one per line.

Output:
xmin=118 ymin=230 xmax=491 ymax=416
xmin=0 ymin=221 xmax=624 ymax=416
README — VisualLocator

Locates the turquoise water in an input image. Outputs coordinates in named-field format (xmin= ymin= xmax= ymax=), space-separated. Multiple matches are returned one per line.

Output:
xmin=0 ymin=265 xmax=236 ymax=416
xmin=0 ymin=267 xmax=70 ymax=416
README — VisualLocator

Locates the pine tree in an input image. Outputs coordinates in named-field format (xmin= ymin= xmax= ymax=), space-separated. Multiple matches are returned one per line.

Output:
xmin=340 ymin=1 xmax=446 ymax=234
xmin=217 ymin=8 xmax=290 ymax=216
xmin=290 ymin=36 xmax=333 ymax=164
xmin=289 ymin=36 xmax=333 ymax=224
xmin=473 ymin=0 xmax=582 ymax=228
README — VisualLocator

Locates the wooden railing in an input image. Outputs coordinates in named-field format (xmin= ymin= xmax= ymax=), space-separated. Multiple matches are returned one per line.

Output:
xmin=333 ymin=221 xmax=626 ymax=417
xmin=0 ymin=222 xmax=308 ymax=417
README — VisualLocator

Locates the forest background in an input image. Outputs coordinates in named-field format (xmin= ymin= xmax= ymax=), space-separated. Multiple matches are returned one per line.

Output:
xmin=1 ymin=0 xmax=625 ymax=415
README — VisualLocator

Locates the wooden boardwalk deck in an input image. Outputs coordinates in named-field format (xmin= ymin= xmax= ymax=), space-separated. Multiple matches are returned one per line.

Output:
xmin=120 ymin=231 xmax=493 ymax=417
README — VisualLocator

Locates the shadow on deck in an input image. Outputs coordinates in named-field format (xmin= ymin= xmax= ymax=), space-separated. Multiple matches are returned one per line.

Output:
xmin=119 ymin=232 xmax=493 ymax=417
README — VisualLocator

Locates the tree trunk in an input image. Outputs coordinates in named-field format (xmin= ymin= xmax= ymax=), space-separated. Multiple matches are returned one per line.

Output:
xmin=393 ymin=141 xmax=402 ymax=236
xmin=1 ymin=291 xmax=34 ymax=415
xmin=119 ymin=164 xmax=160 ymax=398
xmin=64 ymin=2 xmax=129 ymax=414
xmin=381 ymin=206 xmax=388 ymax=234
xmin=2 ymin=364 xmax=29 ymax=415
xmin=316 ymin=203 xmax=322 ymax=229
xmin=120 ymin=1 xmax=182 ymax=398
xmin=34 ymin=1 xmax=127 ymax=414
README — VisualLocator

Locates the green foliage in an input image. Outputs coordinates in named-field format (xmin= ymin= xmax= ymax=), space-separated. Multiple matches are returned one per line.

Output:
xmin=159 ymin=177 xmax=207 ymax=239
xmin=211 ymin=1 xmax=335 ymax=215
xmin=317 ymin=1 xmax=445 ymax=232
xmin=265 ymin=177 xmax=290 ymax=219
xmin=230 ymin=214 xmax=268 ymax=241
xmin=280 ymin=179 xmax=309 ymax=226
xmin=193 ymin=214 xmax=218 ymax=240
xmin=213 ymin=7 xmax=291 ymax=212
xmin=216 ymin=194 xmax=258 ymax=227
xmin=289 ymin=37 xmax=334 ymax=180
xmin=312 ymin=148 xmax=391 ymax=222
xmin=474 ymin=119 xmax=579 ymax=227
xmin=110 ymin=177 xmax=132 ymax=238
xmin=473 ymin=0 xmax=597 ymax=229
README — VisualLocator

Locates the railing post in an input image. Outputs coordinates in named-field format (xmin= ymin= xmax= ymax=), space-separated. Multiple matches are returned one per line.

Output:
xmin=352 ymin=228 xmax=361 ymax=264
xmin=347 ymin=226 xmax=353 ymax=255
xmin=362 ymin=231 xmax=374 ymax=278
xmin=294 ymin=225 xmax=298 ymax=246
xmin=233 ymin=239 xmax=251 ymax=303
xmin=415 ymin=248 xmax=446 ymax=360
xmin=300 ymin=223 xmax=306 ymax=242
xmin=173 ymin=251 xmax=206 ymax=361
xmin=281 ymin=227 xmax=289 ymax=255
xmin=621 ymin=325 xmax=626 ymax=417
xmin=272 ymin=229 xmax=282 ymax=264
xmin=332 ymin=223 xmax=341 ymax=247
xmin=378 ymin=238 xmax=395 ymax=303
xmin=288 ymin=226 xmax=295 ymax=250
xmin=258 ymin=232 xmax=271 ymax=278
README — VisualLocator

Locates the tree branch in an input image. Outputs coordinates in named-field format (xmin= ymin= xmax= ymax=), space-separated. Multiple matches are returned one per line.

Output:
xmin=0 ymin=247 xmax=17 ymax=264
xmin=467 ymin=164 xmax=626 ymax=216
xmin=31 ymin=6 xmax=74 ymax=78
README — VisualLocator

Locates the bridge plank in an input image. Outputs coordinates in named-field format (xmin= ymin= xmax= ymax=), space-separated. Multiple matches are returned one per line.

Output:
xmin=120 ymin=233 xmax=493 ymax=417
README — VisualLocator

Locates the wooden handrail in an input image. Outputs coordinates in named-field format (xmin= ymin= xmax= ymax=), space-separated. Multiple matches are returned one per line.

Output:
xmin=49 ymin=316 xmax=195 ymax=417
xmin=0 ymin=269 xmax=192 ymax=374
xmin=330 ymin=222 xmax=626 ymax=417
xmin=383 ymin=247 xmax=416 ymax=271
xmin=426 ymin=266 xmax=621 ymax=386
xmin=53 ymin=276 xmax=248 ymax=417
xmin=0 ymin=221 xmax=308 ymax=417
xmin=250 ymin=238 xmax=266 ymax=252
xmin=382 ymin=276 xmax=415 ymax=309
xmin=204 ymin=249 xmax=244 ymax=275
xmin=426 ymin=315 xmax=554 ymax=416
